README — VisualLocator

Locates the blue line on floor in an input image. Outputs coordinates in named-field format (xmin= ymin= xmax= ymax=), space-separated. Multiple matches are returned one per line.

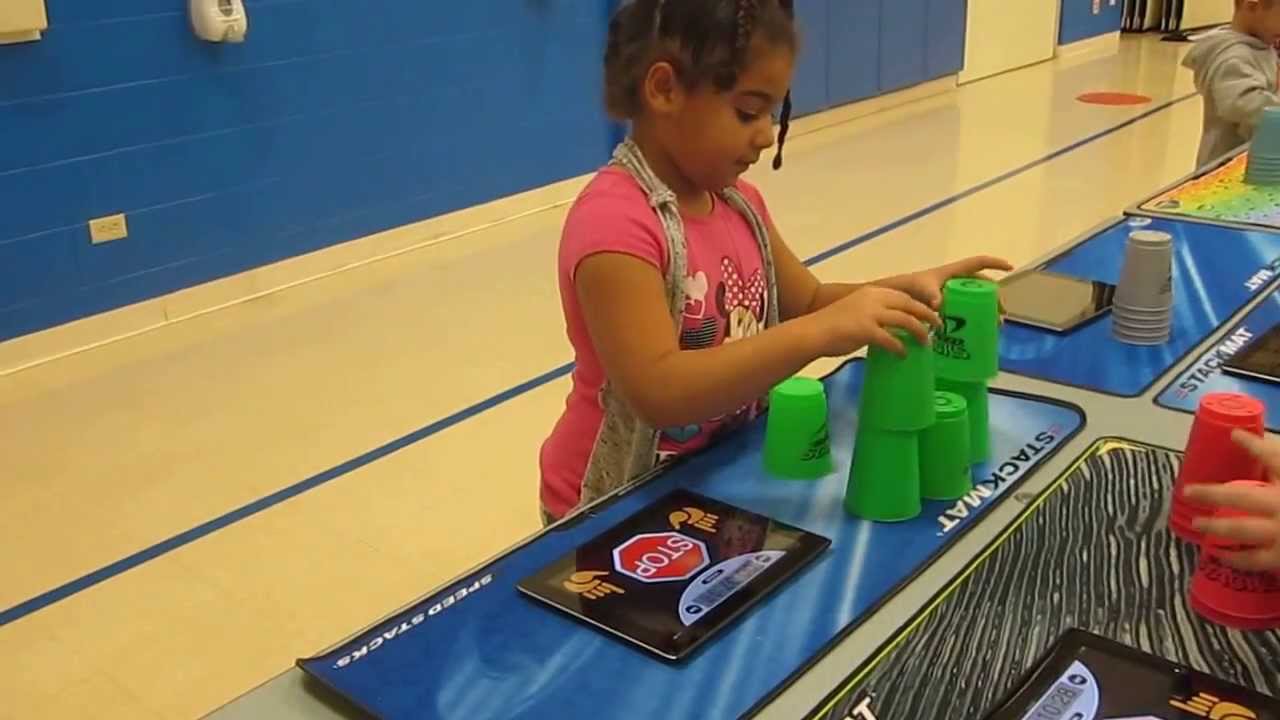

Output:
xmin=0 ymin=362 xmax=575 ymax=628
xmin=805 ymin=93 xmax=1197 ymax=266
xmin=0 ymin=91 xmax=1197 ymax=629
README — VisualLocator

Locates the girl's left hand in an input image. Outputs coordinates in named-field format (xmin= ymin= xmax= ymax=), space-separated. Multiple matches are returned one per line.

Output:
xmin=896 ymin=256 xmax=1014 ymax=309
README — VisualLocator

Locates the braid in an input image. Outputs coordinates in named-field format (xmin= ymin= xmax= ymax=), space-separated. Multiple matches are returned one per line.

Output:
xmin=772 ymin=0 xmax=795 ymax=171
xmin=735 ymin=0 xmax=760 ymax=59
xmin=773 ymin=91 xmax=792 ymax=170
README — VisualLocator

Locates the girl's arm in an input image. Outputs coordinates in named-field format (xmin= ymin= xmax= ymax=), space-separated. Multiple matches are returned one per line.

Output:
xmin=575 ymin=253 xmax=937 ymax=429
xmin=766 ymin=214 xmax=1011 ymax=319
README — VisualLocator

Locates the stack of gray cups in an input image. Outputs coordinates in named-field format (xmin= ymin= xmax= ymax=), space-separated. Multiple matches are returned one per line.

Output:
xmin=1112 ymin=229 xmax=1173 ymax=346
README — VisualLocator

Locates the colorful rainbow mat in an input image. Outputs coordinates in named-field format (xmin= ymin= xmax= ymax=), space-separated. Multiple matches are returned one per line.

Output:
xmin=1134 ymin=153 xmax=1280 ymax=233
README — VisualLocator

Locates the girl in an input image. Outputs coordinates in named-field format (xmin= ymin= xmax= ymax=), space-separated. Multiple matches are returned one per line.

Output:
xmin=540 ymin=0 xmax=1011 ymax=523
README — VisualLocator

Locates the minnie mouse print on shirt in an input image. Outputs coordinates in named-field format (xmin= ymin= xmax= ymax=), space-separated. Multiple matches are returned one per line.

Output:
xmin=658 ymin=255 xmax=768 ymax=462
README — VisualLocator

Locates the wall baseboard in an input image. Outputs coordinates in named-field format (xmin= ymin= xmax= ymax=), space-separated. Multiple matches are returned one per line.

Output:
xmin=1057 ymin=31 xmax=1122 ymax=63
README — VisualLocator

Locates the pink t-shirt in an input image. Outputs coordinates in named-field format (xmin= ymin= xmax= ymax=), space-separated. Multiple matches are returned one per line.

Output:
xmin=540 ymin=166 xmax=774 ymax=518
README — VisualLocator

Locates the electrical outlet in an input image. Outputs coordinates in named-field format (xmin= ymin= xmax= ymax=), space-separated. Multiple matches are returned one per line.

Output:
xmin=89 ymin=213 xmax=128 ymax=244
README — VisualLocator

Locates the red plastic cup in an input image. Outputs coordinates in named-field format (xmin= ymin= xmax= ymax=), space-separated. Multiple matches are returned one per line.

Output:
xmin=1170 ymin=393 xmax=1265 ymax=543
xmin=1169 ymin=503 xmax=1201 ymax=543
xmin=1188 ymin=481 xmax=1280 ymax=630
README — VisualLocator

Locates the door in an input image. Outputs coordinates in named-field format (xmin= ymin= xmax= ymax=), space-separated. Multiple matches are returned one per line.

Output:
xmin=959 ymin=0 xmax=1058 ymax=84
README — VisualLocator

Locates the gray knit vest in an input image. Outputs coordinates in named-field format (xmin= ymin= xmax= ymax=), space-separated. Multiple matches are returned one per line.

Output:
xmin=569 ymin=138 xmax=782 ymax=515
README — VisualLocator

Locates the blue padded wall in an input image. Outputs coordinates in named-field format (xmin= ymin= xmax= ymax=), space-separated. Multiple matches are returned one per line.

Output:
xmin=0 ymin=1 xmax=615 ymax=341
xmin=1060 ymin=0 xmax=1123 ymax=44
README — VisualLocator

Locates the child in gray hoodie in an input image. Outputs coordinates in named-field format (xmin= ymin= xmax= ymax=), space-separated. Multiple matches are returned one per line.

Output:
xmin=1183 ymin=0 xmax=1280 ymax=167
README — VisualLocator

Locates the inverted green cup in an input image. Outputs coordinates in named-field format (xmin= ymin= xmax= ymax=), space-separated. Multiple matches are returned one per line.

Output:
xmin=934 ymin=278 xmax=1000 ymax=383
xmin=846 ymin=425 xmax=922 ymax=522
xmin=937 ymin=378 xmax=991 ymax=465
xmin=859 ymin=329 xmax=936 ymax=432
xmin=920 ymin=392 xmax=973 ymax=500
xmin=764 ymin=377 xmax=834 ymax=479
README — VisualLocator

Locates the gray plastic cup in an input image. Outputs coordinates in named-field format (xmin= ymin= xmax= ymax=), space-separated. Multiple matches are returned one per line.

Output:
xmin=1114 ymin=230 xmax=1173 ymax=312
xmin=1114 ymin=315 xmax=1171 ymax=331
xmin=1113 ymin=323 xmax=1170 ymax=345
xmin=1114 ymin=303 xmax=1172 ymax=318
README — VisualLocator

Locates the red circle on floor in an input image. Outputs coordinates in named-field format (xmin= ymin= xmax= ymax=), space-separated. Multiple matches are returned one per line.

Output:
xmin=1076 ymin=92 xmax=1153 ymax=106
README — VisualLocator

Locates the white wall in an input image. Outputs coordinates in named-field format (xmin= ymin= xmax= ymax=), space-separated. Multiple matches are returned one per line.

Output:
xmin=1180 ymin=0 xmax=1233 ymax=30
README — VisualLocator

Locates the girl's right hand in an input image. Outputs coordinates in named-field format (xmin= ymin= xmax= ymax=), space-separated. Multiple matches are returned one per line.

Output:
xmin=808 ymin=286 xmax=940 ymax=357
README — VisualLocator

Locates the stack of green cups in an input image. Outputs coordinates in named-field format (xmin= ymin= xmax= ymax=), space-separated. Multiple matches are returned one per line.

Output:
xmin=933 ymin=278 xmax=1001 ymax=464
xmin=763 ymin=377 xmax=834 ymax=479
xmin=847 ymin=329 xmax=935 ymax=522
xmin=920 ymin=391 xmax=972 ymax=500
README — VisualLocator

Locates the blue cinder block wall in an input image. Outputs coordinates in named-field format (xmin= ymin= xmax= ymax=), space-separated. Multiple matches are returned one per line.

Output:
xmin=0 ymin=1 xmax=616 ymax=342
xmin=1060 ymin=0 xmax=1123 ymax=44
xmin=790 ymin=0 xmax=966 ymax=117
xmin=0 ymin=0 xmax=970 ymax=343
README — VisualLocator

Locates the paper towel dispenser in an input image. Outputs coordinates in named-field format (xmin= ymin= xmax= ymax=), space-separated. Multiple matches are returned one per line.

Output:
xmin=191 ymin=0 xmax=248 ymax=43
xmin=0 ymin=0 xmax=48 ymax=45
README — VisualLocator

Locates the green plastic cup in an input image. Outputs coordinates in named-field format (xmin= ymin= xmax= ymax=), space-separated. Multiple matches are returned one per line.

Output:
xmin=845 ymin=425 xmax=922 ymax=522
xmin=859 ymin=329 xmax=936 ymax=432
xmin=920 ymin=391 xmax=973 ymax=500
xmin=938 ymin=378 xmax=991 ymax=465
xmin=934 ymin=278 xmax=1001 ymax=383
xmin=763 ymin=377 xmax=834 ymax=479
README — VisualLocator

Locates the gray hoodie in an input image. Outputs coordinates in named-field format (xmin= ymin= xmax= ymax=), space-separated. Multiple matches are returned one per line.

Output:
xmin=1182 ymin=28 xmax=1280 ymax=167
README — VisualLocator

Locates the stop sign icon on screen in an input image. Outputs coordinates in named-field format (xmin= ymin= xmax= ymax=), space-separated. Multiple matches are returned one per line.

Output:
xmin=613 ymin=532 xmax=710 ymax=583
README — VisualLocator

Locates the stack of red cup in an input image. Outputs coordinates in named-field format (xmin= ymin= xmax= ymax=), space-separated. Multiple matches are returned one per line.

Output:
xmin=1170 ymin=393 xmax=1265 ymax=543
xmin=1188 ymin=481 xmax=1280 ymax=631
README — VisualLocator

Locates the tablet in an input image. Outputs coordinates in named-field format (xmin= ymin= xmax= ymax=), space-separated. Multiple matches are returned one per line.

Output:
xmin=517 ymin=489 xmax=829 ymax=661
xmin=1001 ymin=270 xmax=1117 ymax=333
xmin=1223 ymin=323 xmax=1280 ymax=385
xmin=982 ymin=628 xmax=1280 ymax=720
